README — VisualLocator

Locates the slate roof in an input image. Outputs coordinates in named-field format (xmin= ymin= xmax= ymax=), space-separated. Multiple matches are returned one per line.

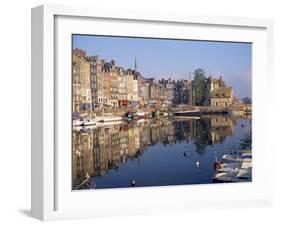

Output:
xmin=211 ymin=87 xmax=233 ymax=98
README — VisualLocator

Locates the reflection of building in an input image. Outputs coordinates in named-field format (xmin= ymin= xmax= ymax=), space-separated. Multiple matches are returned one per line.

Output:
xmin=72 ymin=116 xmax=237 ymax=186
xmin=72 ymin=130 xmax=94 ymax=189
xmin=210 ymin=117 xmax=235 ymax=144
xmin=128 ymin=127 xmax=140 ymax=157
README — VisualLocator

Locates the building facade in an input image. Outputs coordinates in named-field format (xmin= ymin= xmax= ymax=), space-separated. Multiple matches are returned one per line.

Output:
xmin=204 ymin=76 xmax=226 ymax=106
xmin=117 ymin=67 xmax=128 ymax=107
xmin=73 ymin=50 xmax=92 ymax=114
xmin=72 ymin=48 xmax=237 ymax=115
xmin=126 ymin=69 xmax=134 ymax=103
xmin=210 ymin=87 xmax=233 ymax=106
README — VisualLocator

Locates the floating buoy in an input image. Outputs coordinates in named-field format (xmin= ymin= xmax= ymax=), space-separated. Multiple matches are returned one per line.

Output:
xmin=196 ymin=161 xmax=200 ymax=168
xmin=131 ymin=180 xmax=136 ymax=187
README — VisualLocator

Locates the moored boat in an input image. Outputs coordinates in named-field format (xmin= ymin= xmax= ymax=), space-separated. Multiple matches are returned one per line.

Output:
xmin=96 ymin=113 xmax=123 ymax=122
xmin=173 ymin=109 xmax=201 ymax=116
xmin=215 ymin=160 xmax=252 ymax=173
xmin=213 ymin=167 xmax=252 ymax=182
xmin=221 ymin=154 xmax=251 ymax=163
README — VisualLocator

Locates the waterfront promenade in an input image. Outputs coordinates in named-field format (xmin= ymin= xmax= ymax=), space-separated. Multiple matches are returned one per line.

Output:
xmin=87 ymin=103 xmax=252 ymax=117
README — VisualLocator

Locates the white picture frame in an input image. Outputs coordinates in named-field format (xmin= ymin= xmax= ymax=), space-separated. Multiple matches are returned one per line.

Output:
xmin=31 ymin=4 xmax=274 ymax=221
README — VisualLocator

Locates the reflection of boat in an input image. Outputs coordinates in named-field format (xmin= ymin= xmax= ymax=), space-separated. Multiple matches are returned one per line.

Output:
xmin=152 ymin=110 xmax=159 ymax=118
xmin=73 ymin=118 xmax=96 ymax=126
xmin=135 ymin=110 xmax=150 ymax=118
xmin=136 ymin=118 xmax=149 ymax=124
xmin=96 ymin=120 xmax=123 ymax=127
xmin=73 ymin=118 xmax=85 ymax=126
xmin=125 ymin=111 xmax=134 ymax=119
xmin=82 ymin=118 xmax=96 ymax=126
xmin=73 ymin=126 xmax=84 ymax=131
xmin=96 ymin=113 xmax=123 ymax=123
xmin=172 ymin=116 xmax=200 ymax=120
xmin=173 ymin=109 xmax=201 ymax=116
xmin=82 ymin=124 xmax=97 ymax=130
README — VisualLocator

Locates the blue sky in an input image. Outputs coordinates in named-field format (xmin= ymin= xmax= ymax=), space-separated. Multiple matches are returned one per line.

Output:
xmin=73 ymin=35 xmax=252 ymax=98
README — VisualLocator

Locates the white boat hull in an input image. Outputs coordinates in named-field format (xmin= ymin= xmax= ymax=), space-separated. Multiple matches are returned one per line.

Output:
xmin=96 ymin=116 xmax=122 ymax=122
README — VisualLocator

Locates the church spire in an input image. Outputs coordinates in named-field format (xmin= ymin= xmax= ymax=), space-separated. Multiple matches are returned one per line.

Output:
xmin=134 ymin=56 xmax=137 ymax=71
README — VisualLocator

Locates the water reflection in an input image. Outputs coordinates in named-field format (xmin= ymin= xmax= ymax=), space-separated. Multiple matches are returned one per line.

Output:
xmin=72 ymin=116 xmax=251 ymax=190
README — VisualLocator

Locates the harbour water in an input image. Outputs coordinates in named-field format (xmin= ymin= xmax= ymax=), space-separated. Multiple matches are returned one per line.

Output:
xmin=72 ymin=116 xmax=252 ymax=190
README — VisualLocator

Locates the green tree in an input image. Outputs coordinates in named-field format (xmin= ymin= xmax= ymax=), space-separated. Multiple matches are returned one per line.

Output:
xmin=192 ymin=68 xmax=206 ymax=106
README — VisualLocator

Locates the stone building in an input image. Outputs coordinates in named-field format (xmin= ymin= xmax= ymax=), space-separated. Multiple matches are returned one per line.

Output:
xmin=210 ymin=87 xmax=233 ymax=107
xmin=101 ymin=62 xmax=111 ymax=108
xmin=138 ymin=77 xmax=150 ymax=107
xmin=86 ymin=55 xmax=104 ymax=110
xmin=147 ymin=78 xmax=159 ymax=105
xmin=158 ymin=82 xmax=166 ymax=105
xmin=159 ymin=78 xmax=175 ymax=105
xmin=108 ymin=61 xmax=119 ymax=109
xmin=72 ymin=51 xmax=92 ymax=114
xmin=117 ymin=67 xmax=128 ymax=107
xmin=72 ymin=63 xmax=81 ymax=114
xmin=204 ymin=76 xmax=226 ymax=106
xmin=132 ymin=74 xmax=139 ymax=103
xmin=126 ymin=69 xmax=134 ymax=104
